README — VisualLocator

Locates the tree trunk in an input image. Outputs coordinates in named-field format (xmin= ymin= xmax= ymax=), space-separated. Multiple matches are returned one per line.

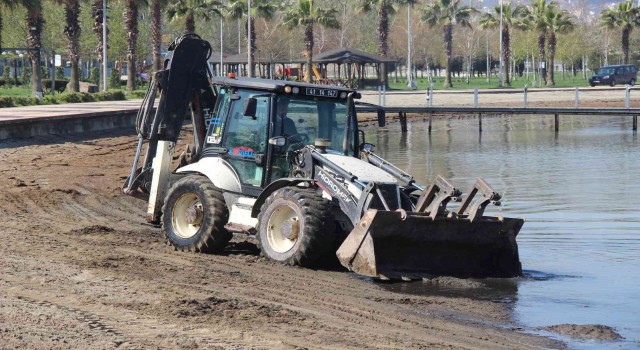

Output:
xmin=124 ymin=1 xmax=138 ymax=91
xmin=246 ymin=17 xmax=257 ymax=78
xmin=0 ymin=9 xmax=3 ymax=51
xmin=538 ymin=32 xmax=547 ymax=85
xmin=151 ymin=0 xmax=162 ymax=72
xmin=92 ymin=0 xmax=105 ymax=89
xmin=547 ymin=31 xmax=556 ymax=86
xmin=378 ymin=1 xmax=389 ymax=87
xmin=502 ymin=24 xmax=511 ymax=86
xmin=622 ymin=25 xmax=630 ymax=64
xmin=26 ymin=6 xmax=44 ymax=97
xmin=63 ymin=0 xmax=81 ymax=93
xmin=186 ymin=12 xmax=195 ymax=33
xmin=304 ymin=25 xmax=314 ymax=83
xmin=443 ymin=24 xmax=453 ymax=88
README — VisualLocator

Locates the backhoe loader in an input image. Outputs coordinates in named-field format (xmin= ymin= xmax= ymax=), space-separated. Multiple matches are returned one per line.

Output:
xmin=123 ymin=34 xmax=524 ymax=279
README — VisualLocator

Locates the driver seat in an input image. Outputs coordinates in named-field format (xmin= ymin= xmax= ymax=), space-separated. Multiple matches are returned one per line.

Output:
xmin=282 ymin=117 xmax=298 ymax=137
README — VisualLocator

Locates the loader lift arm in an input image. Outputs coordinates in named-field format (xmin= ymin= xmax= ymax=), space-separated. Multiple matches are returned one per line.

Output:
xmin=123 ymin=34 xmax=216 ymax=196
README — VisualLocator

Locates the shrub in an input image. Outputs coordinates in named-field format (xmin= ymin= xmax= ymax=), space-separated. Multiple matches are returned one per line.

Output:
xmin=109 ymin=68 xmax=120 ymax=88
xmin=127 ymin=90 xmax=147 ymax=99
xmin=90 ymin=67 xmax=100 ymax=85
xmin=21 ymin=68 xmax=31 ymax=85
xmin=55 ymin=66 xmax=64 ymax=80
xmin=0 ymin=89 xmax=126 ymax=108
xmin=42 ymin=79 xmax=68 ymax=93
xmin=3 ymin=66 xmax=11 ymax=87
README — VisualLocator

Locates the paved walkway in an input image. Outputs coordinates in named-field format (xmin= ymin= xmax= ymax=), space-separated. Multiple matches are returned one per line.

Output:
xmin=0 ymin=100 xmax=143 ymax=123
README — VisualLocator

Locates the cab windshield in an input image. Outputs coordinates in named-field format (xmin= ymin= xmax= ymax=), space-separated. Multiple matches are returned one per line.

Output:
xmin=274 ymin=96 xmax=351 ymax=153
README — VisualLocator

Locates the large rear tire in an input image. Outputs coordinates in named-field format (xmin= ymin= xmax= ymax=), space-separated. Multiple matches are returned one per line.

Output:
xmin=162 ymin=175 xmax=231 ymax=253
xmin=257 ymin=187 xmax=335 ymax=267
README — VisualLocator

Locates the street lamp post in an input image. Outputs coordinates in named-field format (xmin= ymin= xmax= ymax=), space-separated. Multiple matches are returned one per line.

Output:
xmin=407 ymin=3 xmax=413 ymax=89
xmin=102 ymin=0 xmax=108 ymax=91
xmin=498 ymin=0 xmax=503 ymax=87
xmin=247 ymin=0 xmax=252 ymax=77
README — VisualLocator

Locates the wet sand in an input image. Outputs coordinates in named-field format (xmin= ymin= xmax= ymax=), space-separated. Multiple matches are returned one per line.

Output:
xmin=2 ymin=88 xmax=625 ymax=349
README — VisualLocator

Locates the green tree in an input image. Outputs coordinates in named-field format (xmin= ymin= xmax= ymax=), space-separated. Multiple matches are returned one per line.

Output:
xmin=0 ymin=1 xmax=18 ymax=51
xmin=55 ymin=0 xmax=81 ymax=92
xmin=226 ymin=0 xmax=276 ymax=77
xmin=284 ymin=0 xmax=340 ymax=83
xmin=421 ymin=0 xmax=475 ymax=88
xmin=601 ymin=0 xmax=639 ymax=64
xmin=354 ymin=0 xmax=417 ymax=86
xmin=479 ymin=3 xmax=526 ymax=86
xmin=167 ymin=0 xmax=222 ymax=34
xmin=547 ymin=8 xmax=574 ymax=86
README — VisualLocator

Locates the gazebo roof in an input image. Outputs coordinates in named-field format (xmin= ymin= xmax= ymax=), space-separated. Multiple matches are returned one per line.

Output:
xmin=294 ymin=47 xmax=397 ymax=64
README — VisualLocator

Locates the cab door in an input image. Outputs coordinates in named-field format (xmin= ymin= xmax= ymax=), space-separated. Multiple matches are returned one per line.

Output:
xmin=221 ymin=90 xmax=270 ymax=189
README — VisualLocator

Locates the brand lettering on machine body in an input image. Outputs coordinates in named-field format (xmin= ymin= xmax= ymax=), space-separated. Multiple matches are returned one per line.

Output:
xmin=317 ymin=170 xmax=352 ymax=203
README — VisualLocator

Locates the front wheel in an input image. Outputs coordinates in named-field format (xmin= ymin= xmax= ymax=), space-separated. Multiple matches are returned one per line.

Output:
xmin=162 ymin=176 xmax=231 ymax=253
xmin=630 ymin=79 xmax=636 ymax=86
xmin=610 ymin=79 xmax=616 ymax=87
xmin=257 ymin=187 xmax=335 ymax=267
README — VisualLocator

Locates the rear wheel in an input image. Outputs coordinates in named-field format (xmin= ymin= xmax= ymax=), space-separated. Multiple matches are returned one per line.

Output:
xmin=162 ymin=175 xmax=231 ymax=253
xmin=631 ymin=79 xmax=636 ymax=86
xmin=257 ymin=187 xmax=335 ymax=267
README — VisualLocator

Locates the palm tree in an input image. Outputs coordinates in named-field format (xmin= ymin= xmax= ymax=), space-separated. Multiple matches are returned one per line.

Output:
xmin=151 ymin=0 xmax=170 ymax=72
xmin=19 ymin=0 xmax=44 ymax=97
xmin=166 ymin=0 xmax=222 ymax=34
xmin=601 ymin=0 xmax=639 ymax=64
xmin=123 ymin=0 xmax=147 ymax=91
xmin=92 ymin=0 xmax=106 ymax=88
xmin=283 ymin=0 xmax=340 ymax=83
xmin=421 ymin=0 xmax=475 ymax=88
xmin=479 ymin=3 xmax=526 ymax=86
xmin=546 ymin=8 xmax=574 ymax=86
xmin=521 ymin=0 xmax=557 ymax=86
xmin=226 ymin=0 xmax=277 ymax=77
xmin=56 ymin=0 xmax=81 ymax=92
xmin=354 ymin=0 xmax=417 ymax=86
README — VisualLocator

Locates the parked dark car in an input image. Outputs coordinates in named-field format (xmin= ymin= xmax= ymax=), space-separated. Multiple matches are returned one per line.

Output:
xmin=589 ymin=65 xmax=637 ymax=87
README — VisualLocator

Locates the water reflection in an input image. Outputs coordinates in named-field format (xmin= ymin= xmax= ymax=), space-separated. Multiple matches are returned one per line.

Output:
xmin=365 ymin=115 xmax=640 ymax=348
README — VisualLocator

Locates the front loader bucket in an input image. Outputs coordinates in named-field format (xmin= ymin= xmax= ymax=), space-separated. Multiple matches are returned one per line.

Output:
xmin=336 ymin=210 xmax=524 ymax=280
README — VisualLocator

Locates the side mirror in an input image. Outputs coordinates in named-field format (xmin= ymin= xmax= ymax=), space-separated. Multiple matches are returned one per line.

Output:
xmin=243 ymin=97 xmax=257 ymax=119
xmin=377 ymin=109 xmax=386 ymax=127
xmin=268 ymin=136 xmax=286 ymax=147
xmin=361 ymin=143 xmax=375 ymax=153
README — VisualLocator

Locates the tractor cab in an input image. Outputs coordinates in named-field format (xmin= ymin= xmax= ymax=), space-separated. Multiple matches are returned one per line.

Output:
xmin=203 ymin=77 xmax=360 ymax=189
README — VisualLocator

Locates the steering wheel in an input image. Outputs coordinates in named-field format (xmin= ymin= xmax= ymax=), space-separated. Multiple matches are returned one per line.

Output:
xmin=286 ymin=133 xmax=310 ymax=144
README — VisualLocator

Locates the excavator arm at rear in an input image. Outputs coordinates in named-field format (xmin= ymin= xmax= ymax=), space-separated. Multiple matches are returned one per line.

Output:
xmin=122 ymin=34 xmax=216 ymax=223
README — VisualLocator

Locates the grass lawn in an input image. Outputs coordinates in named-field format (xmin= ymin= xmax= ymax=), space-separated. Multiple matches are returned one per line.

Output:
xmin=0 ymin=86 xmax=33 ymax=97
xmin=387 ymin=75 xmax=591 ymax=91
